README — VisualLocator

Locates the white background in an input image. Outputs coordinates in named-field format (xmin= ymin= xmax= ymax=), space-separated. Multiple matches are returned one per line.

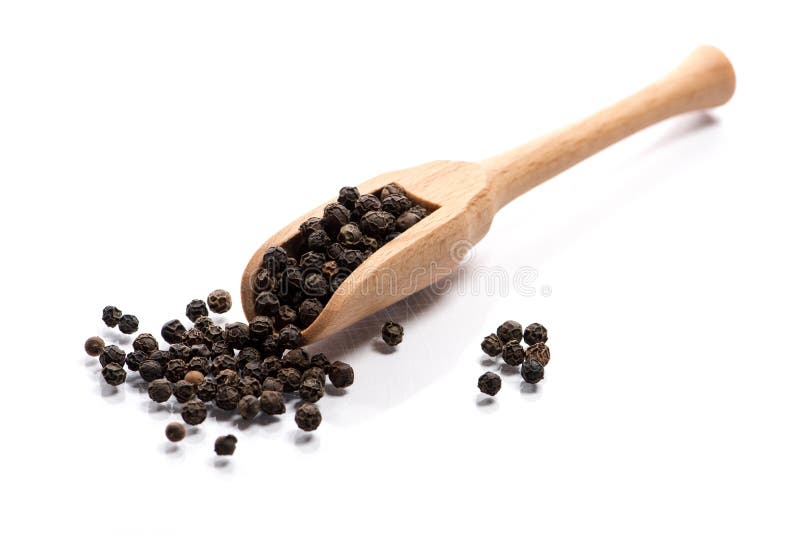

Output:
xmin=1 ymin=1 xmax=798 ymax=532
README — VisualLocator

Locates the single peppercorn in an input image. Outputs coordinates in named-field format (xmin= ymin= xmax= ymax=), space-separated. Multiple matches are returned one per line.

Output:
xmin=328 ymin=360 xmax=354 ymax=389
xmin=204 ymin=325 xmax=226 ymax=345
xmin=525 ymin=343 xmax=551 ymax=367
xmin=361 ymin=236 xmax=380 ymax=252
xmin=497 ymin=320 xmax=523 ymax=344
xmin=99 ymin=345 xmax=126 ymax=368
xmin=165 ymin=359 xmax=188 ymax=383
xmin=360 ymin=210 xmax=396 ymax=238
xmin=278 ymin=325 xmax=302 ymax=349
xmin=168 ymin=343 xmax=191 ymax=362
xmin=262 ymin=246 xmax=289 ymax=274
xmin=303 ymin=366 xmax=327 ymax=386
xmin=254 ymin=291 xmax=280 ymax=317
xmin=520 ymin=359 xmax=545 ymax=384
xmin=211 ymin=356 xmax=238 ymax=377
xmin=322 ymin=202 xmax=351 ymax=233
xmin=380 ymin=182 xmax=406 ymax=200
xmin=295 ymin=403 xmax=322 ymax=431
xmin=502 ymin=341 xmax=526 ymax=366
xmin=242 ymin=361 xmax=264 ymax=381
xmin=322 ymin=260 xmax=339 ymax=278
xmin=260 ymin=356 xmax=282 ymax=377
xmin=276 ymin=367 xmax=302 ymax=392
xmin=214 ymin=434 xmax=237 ymax=456
xmin=326 ymin=242 xmax=346 ymax=261
xmin=132 ymin=333 xmax=158 ymax=354
xmin=262 ymin=377 xmax=284 ymax=393
xmin=238 ymin=376 xmax=262 ymax=398
xmin=178 ymin=399 xmax=206 ymax=426
xmin=102 ymin=306 xmax=123 ymax=328
xmin=408 ymin=205 xmax=428 ymax=219
xmin=185 ymin=299 xmax=209 ymax=322
xmin=253 ymin=269 xmax=277 ymax=293
xmin=188 ymin=347 xmax=212 ymax=366
xmin=338 ymin=186 xmax=360 ymax=209
xmin=215 ymin=385 xmax=240 ymax=411
xmin=353 ymin=193 xmax=382 ymax=219
xmin=381 ymin=321 xmax=404 ymax=346
xmin=139 ymin=359 xmax=164 ymax=382
xmin=302 ymin=273 xmax=328 ymax=298
xmin=381 ymin=193 xmax=413 ymax=216
xmin=307 ymin=229 xmax=332 ymax=252
xmin=338 ymin=223 xmax=363 ymax=246
xmin=207 ymin=289 xmax=233 ymax=314
xmin=236 ymin=346 xmax=261 ymax=369
xmin=193 ymin=316 xmax=214 ymax=333
xmin=283 ymin=348 xmax=311 ymax=370
xmin=523 ymin=323 xmax=548 ymax=345
xmin=478 ymin=372 xmax=502 ymax=396
xmin=125 ymin=350 xmax=147 ymax=371
xmin=396 ymin=211 xmax=422 ymax=231
xmin=224 ymin=322 xmax=250 ymax=350
xmin=216 ymin=368 xmax=240 ymax=387
xmin=299 ymin=378 xmax=325 ymax=403
xmin=102 ymin=363 xmax=126 ymax=386
xmin=84 ymin=336 xmax=105 ymax=357
xmin=145 ymin=350 xmax=170 ymax=369
xmin=184 ymin=370 xmax=204 ymax=385
xmin=173 ymin=380 xmax=196 ymax=403
xmin=310 ymin=352 xmax=331 ymax=372
xmin=165 ymin=422 xmax=186 ymax=442
xmin=238 ymin=395 xmax=260 ymax=420
xmin=196 ymin=379 xmax=217 ymax=402
xmin=161 ymin=319 xmax=187 ymax=344
xmin=480 ymin=334 xmax=503 ymax=357
xmin=248 ymin=316 xmax=274 ymax=342
xmin=148 ymin=378 xmax=172 ymax=403
xmin=299 ymin=217 xmax=323 ymax=237
xmin=277 ymin=305 xmax=298 ymax=328
xmin=183 ymin=327 xmax=205 ymax=347
xmin=118 ymin=314 xmax=139 ymax=334
xmin=297 ymin=299 xmax=323 ymax=327
xmin=210 ymin=341 xmax=233 ymax=358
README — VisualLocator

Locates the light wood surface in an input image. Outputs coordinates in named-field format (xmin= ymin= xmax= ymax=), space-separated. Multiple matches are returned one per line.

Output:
xmin=242 ymin=46 xmax=736 ymax=344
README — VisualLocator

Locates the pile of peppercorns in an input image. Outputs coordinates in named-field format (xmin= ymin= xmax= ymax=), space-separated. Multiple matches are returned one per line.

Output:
xmin=250 ymin=183 xmax=428 ymax=331
xmin=477 ymin=321 xmax=550 ymax=396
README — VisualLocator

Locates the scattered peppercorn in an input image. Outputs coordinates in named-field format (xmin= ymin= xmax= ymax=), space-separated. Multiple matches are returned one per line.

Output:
xmin=133 ymin=333 xmax=158 ymax=354
xmin=185 ymin=299 xmax=209 ymax=322
xmin=125 ymin=350 xmax=146 ymax=371
xmin=178 ymin=399 xmax=206 ymax=425
xmin=165 ymin=359 xmax=188 ymax=383
xmin=299 ymin=378 xmax=325 ymax=403
xmin=118 ymin=314 xmax=139 ymax=334
xmin=501 ymin=342 xmax=526 ymax=366
xmin=196 ymin=379 xmax=218 ymax=402
xmin=381 ymin=321 xmax=404 ymax=346
xmin=139 ymin=360 xmax=164 ymax=382
xmin=238 ymin=395 xmax=260 ymax=420
xmin=261 ymin=377 xmax=284 ymax=393
xmin=497 ymin=320 xmax=523 ymax=344
xmin=207 ymin=289 xmax=233 ymax=314
xmin=525 ymin=343 xmax=551 ymax=367
xmin=161 ymin=319 xmax=186 ymax=344
xmin=480 ymin=334 xmax=503 ymax=357
xmin=99 ymin=345 xmax=126 ymax=368
xmin=148 ymin=378 xmax=172 ymax=403
xmin=165 ymin=422 xmax=186 ymax=442
xmin=520 ymin=359 xmax=545 ymax=384
xmin=523 ymin=323 xmax=548 ymax=345
xmin=215 ymin=385 xmax=240 ymax=411
xmin=276 ymin=367 xmax=302 ymax=392
xmin=214 ymin=434 xmax=237 ymax=456
xmin=478 ymin=372 xmax=501 ymax=396
xmin=295 ymin=403 xmax=322 ymax=431
xmin=84 ymin=336 xmax=105 ymax=357
xmin=328 ymin=361 xmax=354 ymax=389
xmin=259 ymin=390 xmax=286 ymax=415
xmin=173 ymin=380 xmax=196 ymax=403
xmin=102 ymin=306 xmax=123 ymax=328
xmin=102 ymin=363 xmax=127 ymax=386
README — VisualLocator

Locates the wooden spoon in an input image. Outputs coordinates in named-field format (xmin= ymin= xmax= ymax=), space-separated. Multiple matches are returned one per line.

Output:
xmin=242 ymin=46 xmax=735 ymax=343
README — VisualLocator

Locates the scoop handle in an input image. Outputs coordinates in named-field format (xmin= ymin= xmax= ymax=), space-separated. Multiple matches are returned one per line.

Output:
xmin=482 ymin=46 xmax=736 ymax=211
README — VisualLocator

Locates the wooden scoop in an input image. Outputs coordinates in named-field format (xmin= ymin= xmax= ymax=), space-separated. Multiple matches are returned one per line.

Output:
xmin=242 ymin=46 xmax=735 ymax=343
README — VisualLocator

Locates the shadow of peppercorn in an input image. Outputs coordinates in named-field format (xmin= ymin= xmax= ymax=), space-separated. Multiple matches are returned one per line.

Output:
xmin=475 ymin=396 xmax=499 ymax=413
xmin=161 ymin=443 xmax=182 ymax=455
xmin=212 ymin=458 xmax=233 ymax=471
xmin=499 ymin=364 xmax=521 ymax=376
xmin=104 ymin=330 xmax=132 ymax=346
xmin=371 ymin=339 xmax=397 ymax=355
xmin=324 ymin=384 xmax=347 ymax=397
xmin=292 ymin=431 xmax=320 ymax=452
xmin=520 ymin=382 xmax=539 ymax=395
xmin=98 ymin=378 xmax=124 ymax=401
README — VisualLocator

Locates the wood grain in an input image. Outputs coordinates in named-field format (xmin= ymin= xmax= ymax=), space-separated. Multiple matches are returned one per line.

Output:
xmin=242 ymin=46 xmax=736 ymax=344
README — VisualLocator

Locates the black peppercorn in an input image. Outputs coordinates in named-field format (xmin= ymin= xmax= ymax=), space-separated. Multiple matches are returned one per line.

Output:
xmin=168 ymin=343 xmax=191 ymax=362
xmin=193 ymin=316 xmax=214 ymax=333
xmin=360 ymin=210 xmax=396 ymax=237
xmin=262 ymin=377 xmax=284 ymax=393
xmin=238 ymin=376 xmax=262 ymax=398
xmin=380 ymin=182 xmax=406 ymax=200
xmin=165 ymin=422 xmax=186 ymax=442
xmin=523 ymin=323 xmax=548 ymax=345
xmin=299 ymin=378 xmax=325 ymax=403
xmin=148 ymin=378 xmax=172 ymax=403
xmin=307 ymin=229 xmax=332 ymax=252
xmin=299 ymin=217 xmax=324 ymax=237
xmin=276 ymin=305 xmax=298 ymax=328
xmin=480 ymin=334 xmax=503 ymax=357
xmin=210 ymin=341 xmax=233 ymax=358
xmin=338 ymin=223 xmax=363 ymax=246
xmin=322 ymin=202 xmax=351 ymax=233
xmin=381 ymin=321 xmax=404 ymax=346
xmin=180 ymin=399 xmax=207 ymax=426
xmin=339 ymin=249 xmax=366 ymax=270
xmin=99 ymin=345 xmax=126 ymax=368
xmin=260 ymin=356 xmax=282 ymax=377
xmin=501 ymin=341 xmax=525 ymax=366
xmin=84 ymin=336 xmax=105 ymax=357
xmin=236 ymin=346 xmax=262 ymax=369
xmin=520 ymin=359 xmax=545 ymax=384
xmin=302 ymin=366 xmax=327 ymax=386
xmin=278 ymin=325 xmax=302 ymax=350
xmin=102 ymin=363 xmax=126 ymax=386
xmin=145 ymin=350 xmax=170 ymax=369
xmin=133 ymin=333 xmax=158 ymax=354
xmin=161 ymin=319 xmax=187 ymax=344
xmin=207 ymin=289 xmax=233 ymax=314
xmin=276 ymin=367 xmax=302 ymax=392
xmin=188 ymin=345 xmax=212 ymax=364
xmin=338 ymin=186 xmax=360 ymax=209
xmin=253 ymin=269 xmax=277 ymax=294
xmin=299 ymin=251 xmax=326 ymax=271
xmin=361 ymin=236 xmax=380 ymax=252
xmin=497 ymin=320 xmax=522 ymax=344
xmin=381 ymin=194 xmax=413 ymax=216
xmin=185 ymin=299 xmax=209 ymax=322
xmin=102 ymin=305 xmax=123 ymax=328
xmin=238 ymin=395 xmax=260 ymax=420
xmin=282 ymin=348 xmax=311 ymax=370
xmin=262 ymin=246 xmax=289 ymax=274
xmin=525 ymin=343 xmax=551 ymax=367
xmin=224 ymin=322 xmax=250 ymax=350
xmin=173 ymin=380 xmax=196 ymax=403
xmin=165 ymin=359 xmax=188 ymax=383
xmin=216 ymin=368 xmax=240 ymax=387
xmin=396 ymin=211 xmax=422 ymax=231
xmin=478 ymin=372 xmax=501 ymax=396
xmin=408 ymin=205 xmax=428 ymax=219
xmin=310 ymin=352 xmax=331 ymax=372
xmin=326 ymin=242 xmax=346 ymax=261
xmin=302 ymin=273 xmax=328 ymax=298
xmin=298 ymin=299 xmax=324 ymax=327
xmin=384 ymin=231 xmax=400 ymax=241
xmin=353 ymin=193 xmax=382 ymax=219
xmin=214 ymin=434 xmax=238 ymax=456
xmin=118 ymin=314 xmax=139 ymax=334
xmin=216 ymin=385 xmax=240 ymax=411
xmin=204 ymin=325 xmax=226 ymax=345
xmin=125 ymin=350 xmax=147 ymax=371
xmin=139 ymin=359 xmax=164 ymax=382
xmin=295 ymin=403 xmax=322 ymax=431
xmin=183 ymin=328 xmax=206 ymax=348
xmin=328 ymin=360 xmax=354 ymax=389
xmin=196 ymin=379 xmax=218 ymax=402
xmin=254 ymin=291 xmax=280 ymax=317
